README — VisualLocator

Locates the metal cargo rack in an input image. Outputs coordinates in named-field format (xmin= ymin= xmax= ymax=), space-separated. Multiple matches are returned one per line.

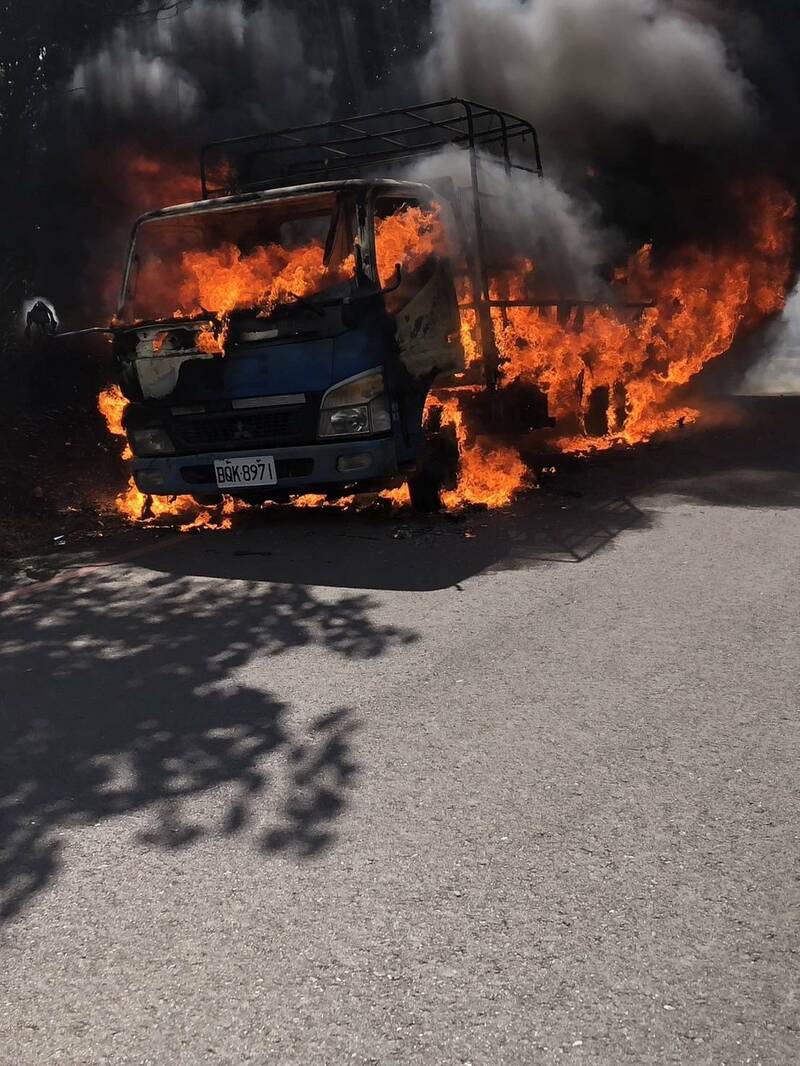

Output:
xmin=200 ymin=99 xmax=650 ymax=390
xmin=200 ymin=98 xmax=544 ymax=197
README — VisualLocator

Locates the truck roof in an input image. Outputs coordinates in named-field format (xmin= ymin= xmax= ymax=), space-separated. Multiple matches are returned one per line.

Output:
xmin=132 ymin=178 xmax=440 ymax=229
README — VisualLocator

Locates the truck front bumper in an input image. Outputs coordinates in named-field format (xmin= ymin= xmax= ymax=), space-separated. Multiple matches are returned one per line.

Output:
xmin=131 ymin=438 xmax=402 ymax=497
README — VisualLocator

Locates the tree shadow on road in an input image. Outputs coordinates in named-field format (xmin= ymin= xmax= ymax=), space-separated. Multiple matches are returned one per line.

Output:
xmin=0 ymin=572 xmax=417 ymax=923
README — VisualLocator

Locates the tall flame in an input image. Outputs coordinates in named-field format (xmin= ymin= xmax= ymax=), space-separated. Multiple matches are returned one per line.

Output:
xmin=489 ymin=177 xmax=796 ymax=452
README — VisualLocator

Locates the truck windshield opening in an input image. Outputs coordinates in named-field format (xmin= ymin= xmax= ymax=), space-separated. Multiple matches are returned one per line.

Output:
xmin=122 ymin=192 xmax=356 ymax=324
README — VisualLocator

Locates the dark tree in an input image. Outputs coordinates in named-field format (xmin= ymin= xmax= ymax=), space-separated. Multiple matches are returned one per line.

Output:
xmin=0 ymin=1 xmax=185 ymax=316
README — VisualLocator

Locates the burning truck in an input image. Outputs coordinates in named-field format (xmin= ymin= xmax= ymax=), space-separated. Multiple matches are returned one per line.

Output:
xmin=83 ymin=99 xmax=793 ymax=518
xmin=92 ymin=100 xmax=635 ymax=512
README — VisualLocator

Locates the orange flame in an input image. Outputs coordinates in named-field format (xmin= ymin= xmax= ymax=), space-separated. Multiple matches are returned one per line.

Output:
xmin=126 ymin=155 xmax=200 ymax=208
xmin=97 ymin=386 xmax=232 ymax=529
xmin=97 ymin=384 xmax=133 ymax=460
xmin=490 ymin=177 xmax=796 ymax=452
xmin=112 ymin=477 xmax=236 ymax=531
xmin=114 ymin=478 xmax=200 ymax=525
xmin=426 ymin=394 xmax=531 ymax=509
xmin=179 ymin=241 xmax=354 ymax=322
xmin=196 ymin=322 xmax=227 ymax=355
xmin=374 ymin=204 xmax=449 ymax=282
xmin=130 ymin=239 xmax=355 ymax=341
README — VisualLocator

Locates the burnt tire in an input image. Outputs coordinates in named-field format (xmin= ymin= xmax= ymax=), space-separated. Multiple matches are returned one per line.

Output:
xmin=584 ymin=385 xmax=611 ymax=438
xmin=579 ymin=381 xmax=629 ymax=438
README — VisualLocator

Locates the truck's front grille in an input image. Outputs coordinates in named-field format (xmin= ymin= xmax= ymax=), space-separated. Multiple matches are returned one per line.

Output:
xmin=173 ymin=407 xmax=308 ymax=450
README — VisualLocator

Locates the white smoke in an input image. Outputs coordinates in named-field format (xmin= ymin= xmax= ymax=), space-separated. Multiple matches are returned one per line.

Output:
xmin=73 ymin=46 xmax=200 ymax=124
xmin=72 ymin=0 xmax=332 ymax=132
xmin=740 ymin=283 xmax=800 ymax=395
xmin=405 ymin=146 xmax=620 ymax=298
xmin=422 ymin=0 xmax=756 ymax=149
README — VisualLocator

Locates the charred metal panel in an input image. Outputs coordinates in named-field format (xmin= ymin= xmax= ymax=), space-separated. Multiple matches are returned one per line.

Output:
xmin=136 ymin=355 xmax=217 ymax=399
xmin=128 ymin=326 xmax=218 ymax=400
xmin=394 ymin=262 xmax=465 ymax=379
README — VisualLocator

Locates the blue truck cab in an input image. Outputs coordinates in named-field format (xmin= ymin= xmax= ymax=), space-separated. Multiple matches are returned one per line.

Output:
xmin=116 ymin=177 xmax=465 ymax=506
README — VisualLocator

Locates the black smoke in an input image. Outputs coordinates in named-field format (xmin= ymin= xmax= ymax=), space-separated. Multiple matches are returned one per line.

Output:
xmin=25 ymin=0 xmax=800 ymax=338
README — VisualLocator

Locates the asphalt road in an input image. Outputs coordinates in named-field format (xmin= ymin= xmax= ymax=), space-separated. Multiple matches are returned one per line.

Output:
xmin=1 ymin=399 xmax=798 ymax=1065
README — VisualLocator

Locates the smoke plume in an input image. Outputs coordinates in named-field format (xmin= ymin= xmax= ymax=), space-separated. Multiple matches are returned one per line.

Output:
xmin=71 ymin=0 xmax=332 ymax=138
xmin=422 ymin=0 xmax=756 ymax=150
xmin=740 ymin=284 xmax=800 ymax=395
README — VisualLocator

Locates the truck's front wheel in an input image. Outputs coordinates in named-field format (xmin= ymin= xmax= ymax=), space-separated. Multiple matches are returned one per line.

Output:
xmin=408 ymin=466 xmax=443 ymax=513
xmin=408 ymin=418 xmax=460 ymax=513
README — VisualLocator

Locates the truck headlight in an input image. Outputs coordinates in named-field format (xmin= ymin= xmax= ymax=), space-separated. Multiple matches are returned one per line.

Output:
xmin=319 ymin=368 xmax=391 ymax=438
xmin=319 ymin=405 xmax=370 ymax=437
xmin=129 ymin=427 xmax=175 ymax=456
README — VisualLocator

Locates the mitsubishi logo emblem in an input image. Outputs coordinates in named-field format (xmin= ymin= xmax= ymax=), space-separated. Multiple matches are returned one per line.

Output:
xmin=232 ymin=419 xmax=251 ymax=441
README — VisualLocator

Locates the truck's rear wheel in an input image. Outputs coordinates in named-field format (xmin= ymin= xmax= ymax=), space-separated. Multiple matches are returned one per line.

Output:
xmin=584 ymin=385 xmax=611 ymax=437
xmin=579 ymin=381 xmax=629 ymax=438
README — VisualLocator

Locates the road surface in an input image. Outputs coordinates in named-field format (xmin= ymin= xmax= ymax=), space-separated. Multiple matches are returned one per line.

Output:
xmin=1 ymin=399 xmax=798 ymax=1064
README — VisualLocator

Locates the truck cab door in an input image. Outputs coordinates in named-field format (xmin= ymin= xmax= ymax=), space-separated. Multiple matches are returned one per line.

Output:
xmin=392 ymin=256 xmax=464 ymax=379
xmin=369 ymin=192 xmax=465 ymax=460
xmin=371 ymin=193 xmax=465 ymax=381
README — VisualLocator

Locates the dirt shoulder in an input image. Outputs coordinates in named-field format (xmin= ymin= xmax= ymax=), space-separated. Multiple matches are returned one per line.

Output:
xmin=0 ymin=337 xmax=128 ymax=559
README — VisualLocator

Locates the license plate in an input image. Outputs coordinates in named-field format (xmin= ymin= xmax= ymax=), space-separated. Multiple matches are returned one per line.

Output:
xmin=214 ymin=456 xmax=277 ymax=489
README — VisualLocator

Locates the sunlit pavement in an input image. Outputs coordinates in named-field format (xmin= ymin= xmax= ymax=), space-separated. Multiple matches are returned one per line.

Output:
xmin=1 ymin=401 xmax=798 ymax=1065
